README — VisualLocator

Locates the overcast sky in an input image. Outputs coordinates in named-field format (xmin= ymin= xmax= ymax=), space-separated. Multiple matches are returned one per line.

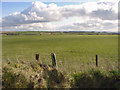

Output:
xmin=0 ymin=0 xmax=119 ymax=32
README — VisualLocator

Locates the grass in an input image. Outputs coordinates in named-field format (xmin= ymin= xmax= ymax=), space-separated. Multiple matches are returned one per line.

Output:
xmin=2 ymin=33 xmax=119 ymax=88
xmin=2 ymin=34 xmax=118 ymax=73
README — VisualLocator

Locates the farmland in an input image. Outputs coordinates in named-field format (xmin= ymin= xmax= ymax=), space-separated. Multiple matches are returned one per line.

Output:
xmin=2 ymin=33 xmax=118 ymax=73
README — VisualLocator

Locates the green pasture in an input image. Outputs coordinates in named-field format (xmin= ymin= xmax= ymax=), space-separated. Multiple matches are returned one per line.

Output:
xmin=2 ymin=34 xmax=118 ymax=73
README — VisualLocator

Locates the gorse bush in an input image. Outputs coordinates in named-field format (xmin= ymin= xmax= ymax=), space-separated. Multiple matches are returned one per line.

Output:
xmin=109 ymin=70 xmax=120 ymax=79
xmin=46 ymin=68 xmax=67 ymax=88
xmin=2 ymin=66 xmax=29 ymax=88
xmin=89 ymin=69 xmax=104 ymax=78
xmin=2 ymin=61 xmax=68 ymax=88
xmin=72 ymin=72 xmax=96 ymax=88
xmin=2 ymin=61 xmax=120 ymax=88
xmin=72 ymin=69 xmax=120 ymax=88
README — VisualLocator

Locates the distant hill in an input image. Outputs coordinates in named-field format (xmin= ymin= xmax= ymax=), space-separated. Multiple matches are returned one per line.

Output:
xmin=1 ymin=31 xmax=119 ymax=35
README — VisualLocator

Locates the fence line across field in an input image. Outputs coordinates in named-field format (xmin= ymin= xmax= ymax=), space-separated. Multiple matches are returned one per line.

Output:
xmin=35 ymin=53 xmax=98 ymax=68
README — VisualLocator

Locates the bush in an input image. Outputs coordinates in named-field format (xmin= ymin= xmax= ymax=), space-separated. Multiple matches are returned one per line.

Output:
xmin=45 ymin=68 xmax=66 ymax=88
xmin=2 ymin=61 xmax=120 ymax=88
xmin=2 ymin=66 xmax=29 ymax=88
xmin=72 ymin=73 xmax=93 ymax=88
xmin=2 ymin=62 xmax=68 ymax=88
xmin=72 ymin=70 xmax=120 ymax=88
xmin=109 ymin=70 xmax=120 ymax=80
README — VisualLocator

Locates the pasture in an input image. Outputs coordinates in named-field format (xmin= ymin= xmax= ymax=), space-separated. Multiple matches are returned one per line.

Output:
xmin=2 ymin=34 xmax=118 ymax=73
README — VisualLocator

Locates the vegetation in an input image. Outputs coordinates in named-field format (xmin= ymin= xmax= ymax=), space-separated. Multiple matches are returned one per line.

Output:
xmin=2 ymin=33 xmax=118 ymax=73
xmin=2 ymin=61 xmax=69 ymax=88
xmin=2 ymin=61 xmax=120 ymax=88
xmin=2 ymin=31 xmax=119 ymax=88
xmin=72 ymin=69 xmax=120 ymax=88
xmin=1 ymin=31 xmax=118 ymax=35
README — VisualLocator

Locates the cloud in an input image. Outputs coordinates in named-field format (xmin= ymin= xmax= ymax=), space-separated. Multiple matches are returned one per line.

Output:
xmin=1 ymin=0 xmax=118 ymax=31
xmin=2 ymin=23 xmax=55 ymax=31
xmin=58 ymin=19 xmax=118 ymax=32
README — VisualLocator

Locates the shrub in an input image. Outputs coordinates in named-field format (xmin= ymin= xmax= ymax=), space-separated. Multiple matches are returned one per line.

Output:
xmin=72 ymin=73 xmax=93 ymax=88
xmin=46 ymin=68 xmax=66 ymax=88
xmin=2 ymin=66 xmax=29 ymax=88
xmin=72 ymin=70 xmax=120 ymax=88
xmin=109 ymin=70 xmax=120 ymax=80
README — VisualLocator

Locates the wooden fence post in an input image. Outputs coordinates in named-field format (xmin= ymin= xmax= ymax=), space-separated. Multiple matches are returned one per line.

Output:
xmin=51 ymin=53 xmax=57 ymax=67
xmin=96 ymin=54 xmax=98 ymax=67
xmin=36 ymin=54 xmax=39 ymax=61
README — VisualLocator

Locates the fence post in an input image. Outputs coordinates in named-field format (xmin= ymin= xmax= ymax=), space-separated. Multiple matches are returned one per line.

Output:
xmin=36 ymin=54 xmax=39 ymax=61
xmin=96 ymin=54 xmax=98 ymax=67
xmin=51 ymin=53 xmax=57 ymax=67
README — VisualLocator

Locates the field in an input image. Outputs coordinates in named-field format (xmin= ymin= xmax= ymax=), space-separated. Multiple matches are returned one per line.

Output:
xmin=2 ymin=33 xmax=118 ymax=73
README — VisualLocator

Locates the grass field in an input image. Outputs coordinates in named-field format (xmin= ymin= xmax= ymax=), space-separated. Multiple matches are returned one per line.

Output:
xmin=2 ymin=34 xmax=118 ymax=73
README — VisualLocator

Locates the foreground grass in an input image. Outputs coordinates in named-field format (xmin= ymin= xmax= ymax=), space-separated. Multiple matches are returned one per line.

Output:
xmin=2 ymin=35 xmax=118 ymax=73
xmin=2 ymin=60 xmax=120 ymax=88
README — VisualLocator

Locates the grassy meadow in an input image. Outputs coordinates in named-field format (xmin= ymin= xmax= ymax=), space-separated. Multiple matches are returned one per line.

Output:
xmin=2 ymin=33 xmax=118 ymax=73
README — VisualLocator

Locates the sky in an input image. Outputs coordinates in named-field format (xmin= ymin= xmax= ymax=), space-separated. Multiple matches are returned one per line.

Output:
xmin=0 ymin=0 xmax=119 ymax=32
